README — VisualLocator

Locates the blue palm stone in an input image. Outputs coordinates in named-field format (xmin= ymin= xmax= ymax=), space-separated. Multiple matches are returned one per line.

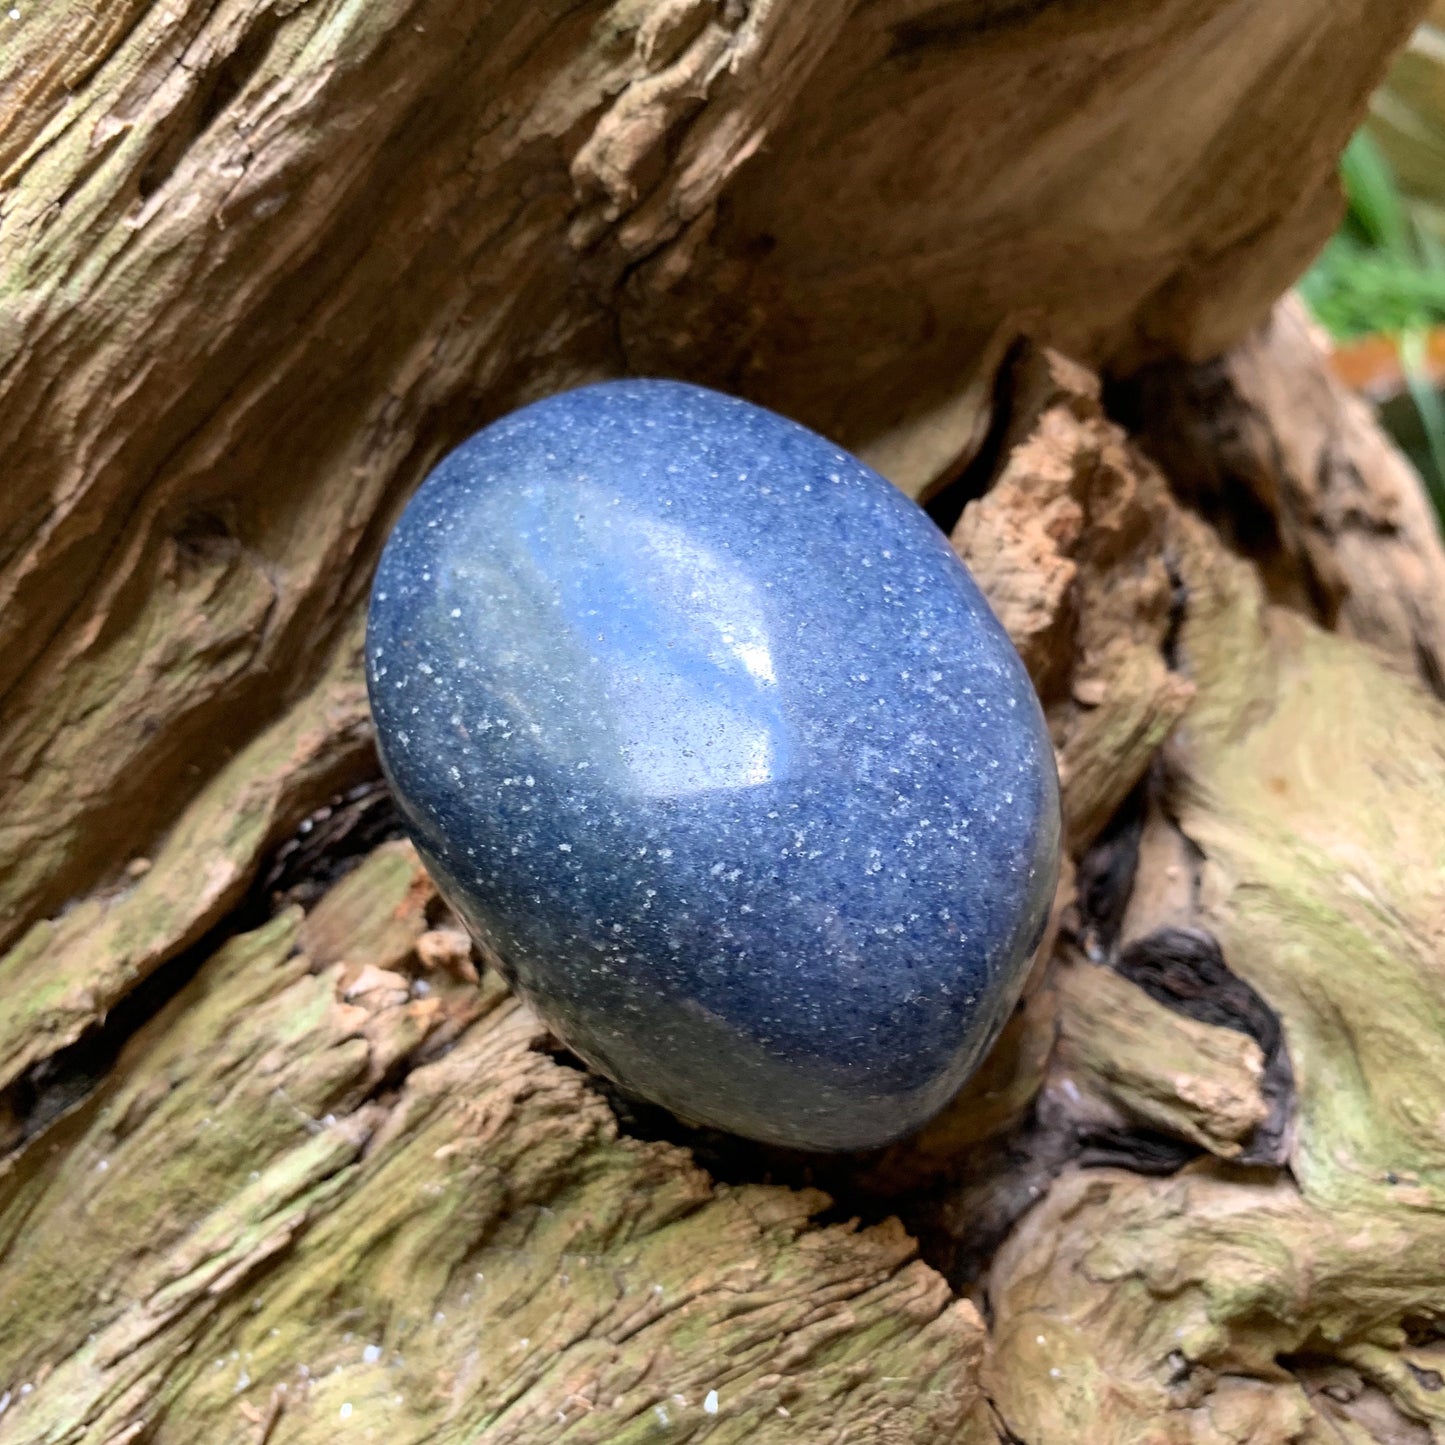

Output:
xmin=366 ymin=379 xmax=1059 ymax=1151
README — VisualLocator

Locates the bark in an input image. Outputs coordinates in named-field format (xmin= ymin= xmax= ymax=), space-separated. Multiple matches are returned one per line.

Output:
xmin=3 ymin=2 xmax=1444 ymax=1442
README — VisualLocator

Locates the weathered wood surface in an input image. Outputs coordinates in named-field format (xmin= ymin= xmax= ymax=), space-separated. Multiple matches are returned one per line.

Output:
xmin=968 ymin=354 xmax=1445 ymax=1444
xmin=0 ymin=845 xmax=993 ymax=1442
xmin=4 ymin=1 xmax=1445 ymax=1441
xmin=1123 ymin=296 xmax=1445 ymax=696
xmin=0 ymin=0 xmax=1425 ymax=976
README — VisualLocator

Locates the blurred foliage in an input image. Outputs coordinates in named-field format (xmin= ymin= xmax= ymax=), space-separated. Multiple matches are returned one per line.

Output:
xmin=1300 ymin=132 xmax=1445 ymax=340
xmin=1301 ymin=130 xmax=1445 ymax=515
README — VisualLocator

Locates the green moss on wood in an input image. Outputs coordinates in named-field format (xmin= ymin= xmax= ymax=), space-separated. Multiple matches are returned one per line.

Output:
xmin=0 ymin=846 xmax=990 ymax=1444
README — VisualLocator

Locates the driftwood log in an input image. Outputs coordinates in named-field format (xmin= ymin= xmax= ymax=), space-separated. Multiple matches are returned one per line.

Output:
xmin=4 ymin=2 xmax=1445 ymax=1441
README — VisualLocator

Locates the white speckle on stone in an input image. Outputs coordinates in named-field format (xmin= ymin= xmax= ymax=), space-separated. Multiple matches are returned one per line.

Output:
xmin=703 ymin=1389 xmax=719 ymax=1414
xmin=362 ymin=1344 xmax=382 ymax=1364
xmin=654 ymin=1405 xmax=670 ymax=1425
xmin=339 ymin=1402 xmax=353 ymax=1419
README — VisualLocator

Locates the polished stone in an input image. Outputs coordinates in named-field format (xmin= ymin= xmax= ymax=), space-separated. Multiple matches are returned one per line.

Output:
xmin=366 ymin=380 xmax=1059 ymax=1150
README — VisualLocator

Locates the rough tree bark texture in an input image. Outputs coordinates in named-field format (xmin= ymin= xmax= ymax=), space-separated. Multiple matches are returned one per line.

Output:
xmin=3 ymin=2 xmax=1445 ymax=1442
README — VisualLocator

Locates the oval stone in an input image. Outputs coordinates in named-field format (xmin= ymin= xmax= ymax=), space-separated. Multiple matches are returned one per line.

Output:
xmin=366 ymin=380 xmax=1059 ymax=1150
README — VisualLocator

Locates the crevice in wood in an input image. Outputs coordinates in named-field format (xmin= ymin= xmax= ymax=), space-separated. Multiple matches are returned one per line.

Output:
xmin=1073 ymin=776 xmax=1147 ymax=957
xmin=1073 ymin=1124 xmax=1201 ymax=1174
xmin=1109 ymin=300 xmax=1445 ymax=699
xmin=1109 ymin=360 xmax=1293 ymax=581
xmin=261 ymin=779 xmax=405 ymax=913
xmin=1161 ymin=548 xmax=1189 ymax=670
xmin=135 ymin=8 xmax=285 ymax=202
xmin=918 ymin=1086 xmax=1213 ymax=1293
xmin=1281 ymin=1352 xmax=1437 ymax=1445
xmin=537 ymin=1043 xmax=911 ymax=1225
xmin=985 ymin=1396 xmax=1032 ymax=1444
xmin=921 ymin=337 xmax=1031 ymax=533
xmin=0 ymin=936 xmax=211 ymax=1157
xmin=1115 ymin=926 xmax=1295 ymax=1167
xmin=1416 ymin=634 xmax=1445 ymax=697
xmin=536 ymin=1032 xmax=1196 ymax=1298
xmin=0 ymin=777 xmax=402 ymax=1159
xmin=1116 ymin=927 xmax=1277 ymax=1053
xmin=887 ymin=0 xmax=1055 ymax=59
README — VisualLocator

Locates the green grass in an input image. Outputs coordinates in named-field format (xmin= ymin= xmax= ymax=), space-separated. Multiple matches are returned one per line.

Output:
xmin=1300 ymin=131 xmax=1445 ymax=516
